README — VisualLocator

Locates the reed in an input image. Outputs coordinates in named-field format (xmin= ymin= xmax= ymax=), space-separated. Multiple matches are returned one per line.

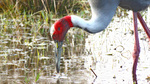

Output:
xmin=0 ymin=0 xmax=86 ymax=16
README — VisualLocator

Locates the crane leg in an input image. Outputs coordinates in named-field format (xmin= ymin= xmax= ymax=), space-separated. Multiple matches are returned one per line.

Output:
xmin=137 ymin=12 xmax=150 ymax=43
xmin=132 ymin=12 xmax=140 ymax=84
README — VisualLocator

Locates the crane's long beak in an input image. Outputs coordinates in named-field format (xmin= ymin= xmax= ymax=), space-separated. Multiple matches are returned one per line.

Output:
xmin=55 ymin=41 xmax=63 ymax=73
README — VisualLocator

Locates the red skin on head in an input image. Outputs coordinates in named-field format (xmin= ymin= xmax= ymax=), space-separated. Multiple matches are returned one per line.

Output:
xmin=52 ymin=16 xmax=73 ymax=42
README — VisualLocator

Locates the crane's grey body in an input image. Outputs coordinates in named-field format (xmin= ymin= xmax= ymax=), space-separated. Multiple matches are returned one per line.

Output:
xmin=90 ymin=0 xmax=150 ymax=11
xmin=119 ymin=0 xmax=150 ymax=11
xmin=71 ymin=0 xmax=150 ymax=33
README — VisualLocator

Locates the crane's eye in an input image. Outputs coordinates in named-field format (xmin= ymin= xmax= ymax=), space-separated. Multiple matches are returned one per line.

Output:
xmin=57 ymin=26 xmax=62 ymax=33
xmin=58 ymin=27 xmax=60 ymax=31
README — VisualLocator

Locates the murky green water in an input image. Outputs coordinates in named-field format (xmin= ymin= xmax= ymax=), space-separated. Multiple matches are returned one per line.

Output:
xmin=0 ymin=9 xmax=150 ymax=84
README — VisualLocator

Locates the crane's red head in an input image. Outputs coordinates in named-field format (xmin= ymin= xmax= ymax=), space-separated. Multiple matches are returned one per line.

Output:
xmin=51 ymin=16 xmax=73 ymax=42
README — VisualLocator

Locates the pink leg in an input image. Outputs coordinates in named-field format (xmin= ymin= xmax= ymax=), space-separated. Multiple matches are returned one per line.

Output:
xmin=132 ymin=12 xmax=140 ymax=84
xmin=137 ymin=12 xmax=150 ymax=42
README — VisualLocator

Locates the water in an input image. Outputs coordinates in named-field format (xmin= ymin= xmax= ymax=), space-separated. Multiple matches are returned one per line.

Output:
xmin=0 ymin=9 xmax=150 ymax=84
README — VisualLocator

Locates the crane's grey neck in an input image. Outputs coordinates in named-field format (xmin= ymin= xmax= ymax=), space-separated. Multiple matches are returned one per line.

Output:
xmin=71 ymin=0 xmax=119 ymax=33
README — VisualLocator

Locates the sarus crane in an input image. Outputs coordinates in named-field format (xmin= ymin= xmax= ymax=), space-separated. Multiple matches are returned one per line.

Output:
xmin=50 ymin=0 xmax=150 ymax=83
